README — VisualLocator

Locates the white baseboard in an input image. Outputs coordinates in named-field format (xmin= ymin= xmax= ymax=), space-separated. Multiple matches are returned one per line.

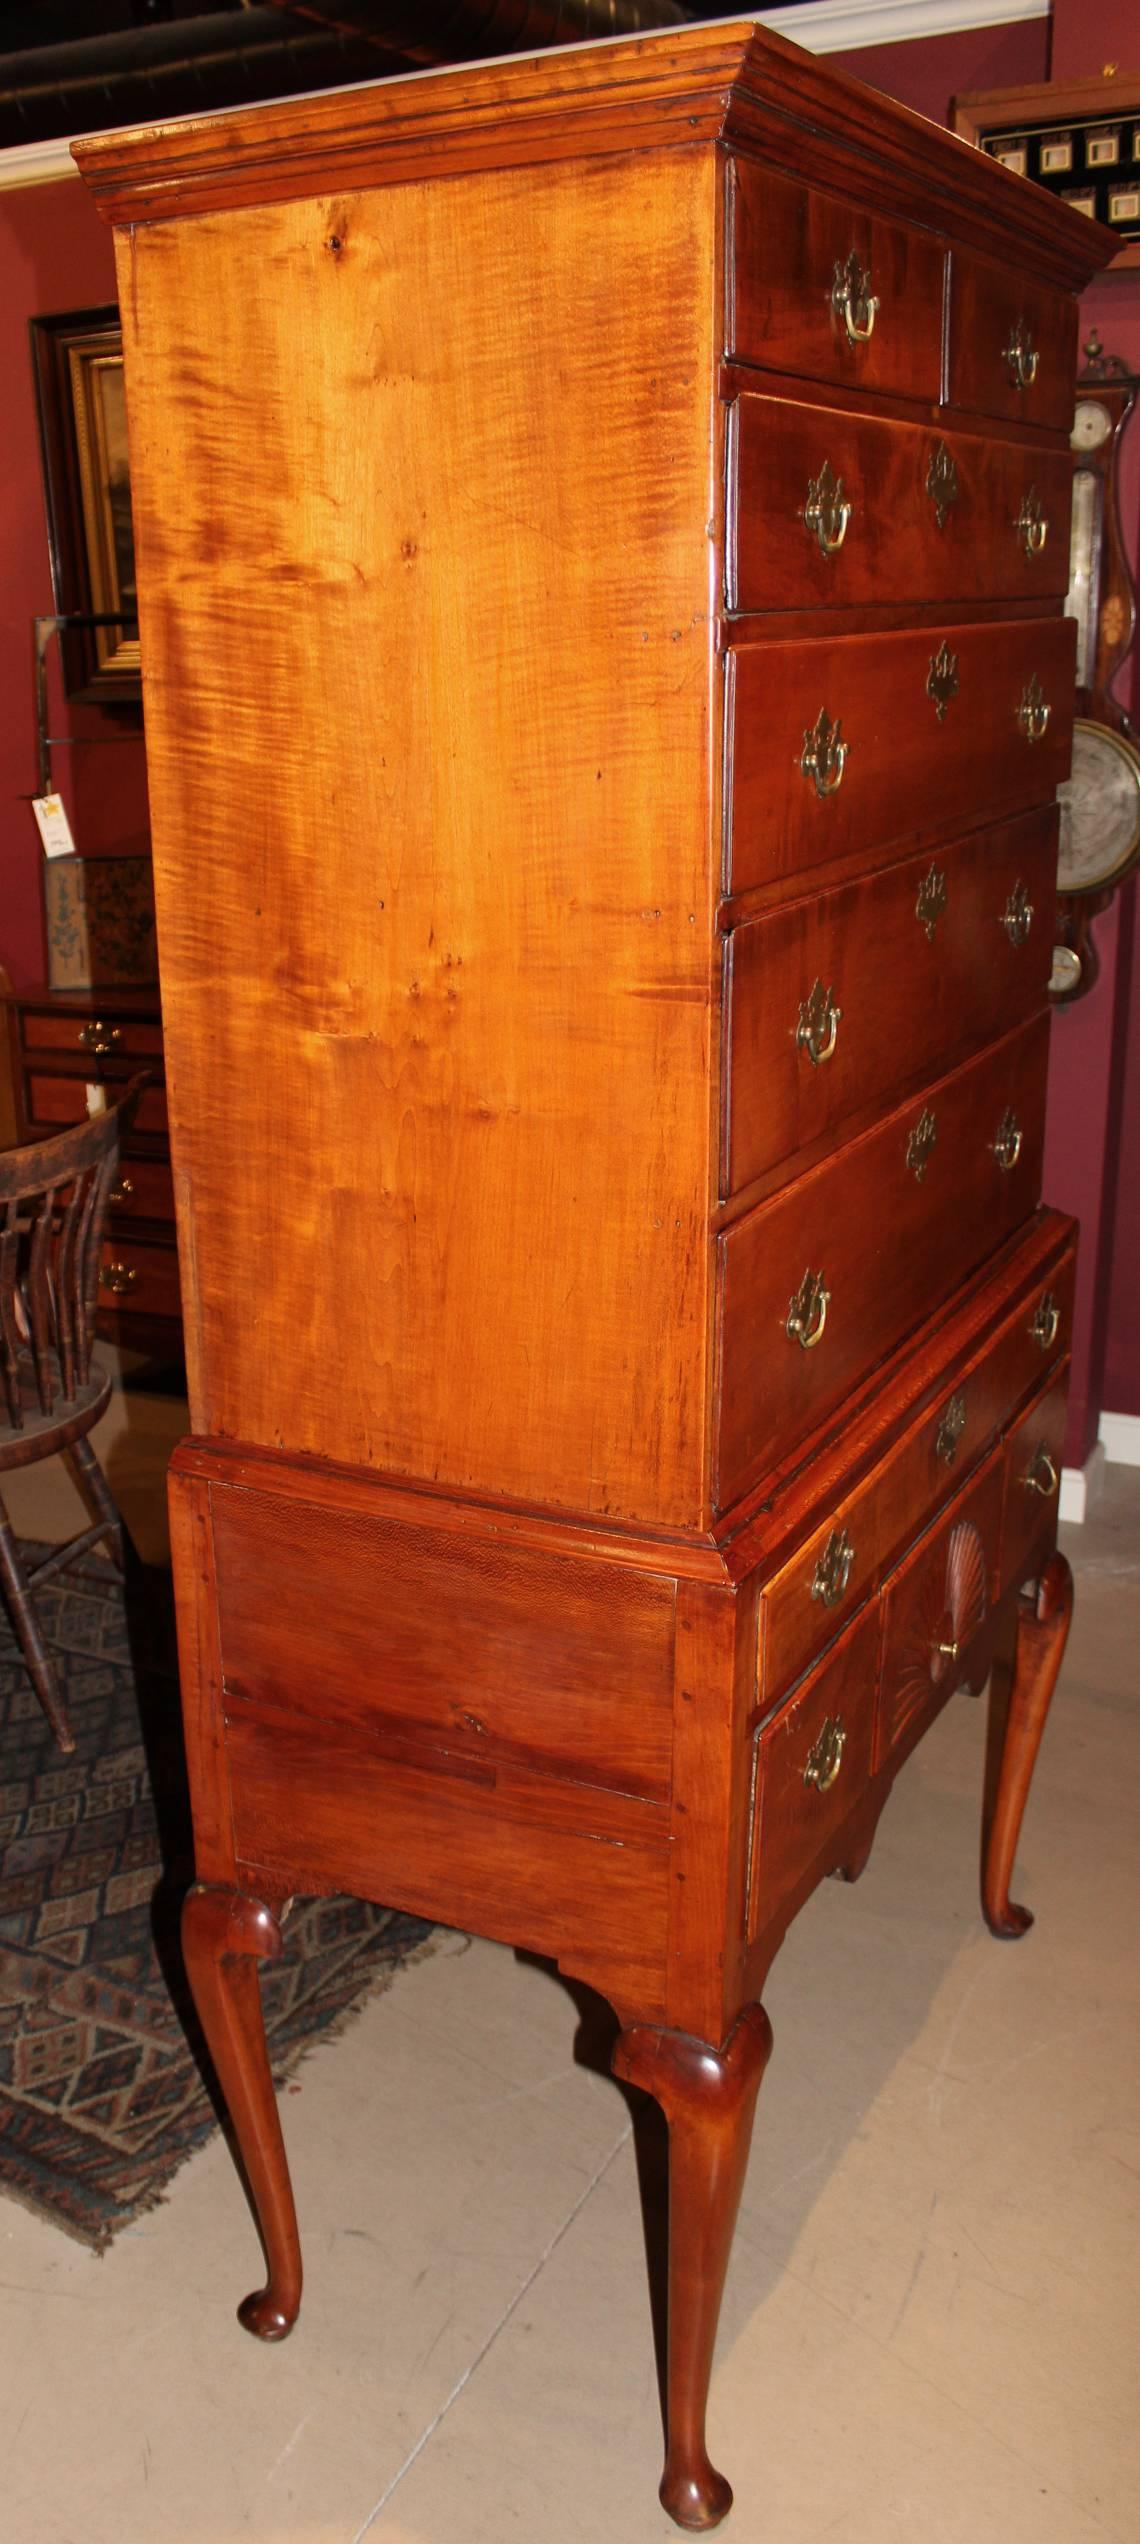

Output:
xmin=1060 ymin=1440 xmax=1106 ymax=1526
xmin=1099 ymin=1410 xmax=1140 ymax=1469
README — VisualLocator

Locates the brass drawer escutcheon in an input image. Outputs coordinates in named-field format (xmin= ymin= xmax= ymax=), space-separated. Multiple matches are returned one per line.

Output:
xmin=1030 ymin=1291 xmax=1060 ymax=1353
xmin=915 ymin=864 xmax=948 ymax=940
xmin=786 ymin=1267 xmax=830 ymax=1350
xmin=1017 ymin=674 xmax=1051 ymax=742
xmin=803 ymin=1713 xmax=847 ymax=1792
xmin=990 ymin=1108 xmax=1023 ymax=1172
xmin=810 ymin=1525 xmax=856 ymax=1609
xmin=905 ymin=1105 xmax=938 ymax=1182
xmin=1021 ymin=1444 xmax=1059 ymax=1497
xmin=101 ymin=1262 xmax=138 ymax=1296
xmin=1004 ymin=317 xmax=1039 ymax=389
xmin=1014 ymin=488 xmax=1049 ymax=556
xmin=1001 ymin=879 xmax=1034 ymax=944
xmin=926 ymin=441 xmax=959 ymax=530
xmin=804 ymin=459 xmax=852 ymax=557
xmin=800 ymin=707 xmax=848 ymax=799
xmin=934 ymin=1389 xmax=967 ymax=1465
xmin=926 ymin=641 xmax=959 ymax=720
xmin=77 ymin=1021 xmax=122 ymax=1056
xmin=795 ymin=977 xmax=842 ymax=1066
xmin=831 ymin=251 xmax=879 ymax=345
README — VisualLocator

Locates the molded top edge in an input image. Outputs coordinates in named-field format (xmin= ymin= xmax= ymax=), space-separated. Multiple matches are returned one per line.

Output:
xmin=73 ymin=17 xmax=1114 ymax=289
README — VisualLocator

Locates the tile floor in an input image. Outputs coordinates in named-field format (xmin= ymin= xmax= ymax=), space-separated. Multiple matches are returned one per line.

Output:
xmin=1 ymin=1380 xmax=1137 ymax=2544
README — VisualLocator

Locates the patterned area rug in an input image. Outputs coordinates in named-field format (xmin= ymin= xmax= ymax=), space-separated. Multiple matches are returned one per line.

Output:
xmin=0 ymin=1549 xmax=435 ymax=2249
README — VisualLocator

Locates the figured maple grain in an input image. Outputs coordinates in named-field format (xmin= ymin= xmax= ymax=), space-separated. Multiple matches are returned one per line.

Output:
xmin=117 ymin=150 xmax=719 ymax=1531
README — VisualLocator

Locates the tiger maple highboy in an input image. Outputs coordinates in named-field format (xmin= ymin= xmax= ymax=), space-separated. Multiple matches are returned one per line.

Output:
xmin=76 ymin=22 xmax=1114 ymax=2529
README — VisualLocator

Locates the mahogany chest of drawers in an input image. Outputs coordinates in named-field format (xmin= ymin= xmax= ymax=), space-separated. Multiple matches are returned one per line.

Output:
xmin=77 ymin=22 xmax=1114 ymax=2530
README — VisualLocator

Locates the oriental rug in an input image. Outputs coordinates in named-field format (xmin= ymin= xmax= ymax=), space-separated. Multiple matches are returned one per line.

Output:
xmin=0 ymin=1549 xmax=434 ymax=2249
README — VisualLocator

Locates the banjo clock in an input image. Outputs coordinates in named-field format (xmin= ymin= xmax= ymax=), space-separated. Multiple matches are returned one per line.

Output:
xmin=1054 ymin=331 xmax=1140 ymax=999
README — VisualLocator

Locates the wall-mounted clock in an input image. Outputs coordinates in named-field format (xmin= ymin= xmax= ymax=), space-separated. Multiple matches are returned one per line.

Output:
xmin=1053 ymin=333 xmax=1139 ymax=1000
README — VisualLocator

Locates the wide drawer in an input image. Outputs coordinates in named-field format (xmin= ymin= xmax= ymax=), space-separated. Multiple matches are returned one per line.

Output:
xmin=758 ymin=1241 xmax=1075 ymax=1705
xmin=725 ymin=615 xmax=1075 ymax=900
xmin=98 ymin=1235 xmax=182 ymax=1317
xmin=723 ymin=807 xmax=1057 ymax=1200
xmin=108 ymin=1156 xmax=176 ymax=1225
xmin=1001 ymin=1367 xmax=1068 ymax=1594
xmin=725 ymin=156 xmax=945 ymax=402
xmin=21 ymin=1011 xmax=163 ymax=1063
xmin=947 ymin=251 xmax=1078 ymax=434
xmin=26 ymin=1072 xmax=168 ymax=1138
xmin=875 ymin=1448 xmax=1005 ymax=1767
xmin=746 ymin=1600 xmax=880 ymax=1940
xmin=716 ymin=1014 xmax=1050 ymax=1513
xmin=729 ymin=396 xmax=1072 ymax=612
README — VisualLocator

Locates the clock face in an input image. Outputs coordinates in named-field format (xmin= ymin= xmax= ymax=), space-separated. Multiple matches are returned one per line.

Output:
xmin=1071 ymin=399 xmax=1112 ymax=453
xmin=1057 ymin=720 xmax=1140 ymax=894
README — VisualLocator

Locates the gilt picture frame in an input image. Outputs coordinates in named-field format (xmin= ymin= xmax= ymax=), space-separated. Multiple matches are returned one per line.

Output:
xmin=29 ymin=305 xmax=140 ymax=705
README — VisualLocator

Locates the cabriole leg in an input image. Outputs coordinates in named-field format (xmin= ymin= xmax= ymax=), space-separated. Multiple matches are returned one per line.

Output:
xmin=983 ymin=1553 xmax=1073 ymax=1940
xmin=181 ymin=1882 xmax=302 ymax=2338
xmin=613 ymin=2003 xmax=772 ymax=2531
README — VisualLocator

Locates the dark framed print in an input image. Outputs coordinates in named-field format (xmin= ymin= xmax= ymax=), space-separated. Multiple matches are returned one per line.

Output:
xmin=29 ymin=305 xmax=140 ymax=704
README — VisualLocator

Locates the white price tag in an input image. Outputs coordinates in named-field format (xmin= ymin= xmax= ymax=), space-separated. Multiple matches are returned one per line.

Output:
xmin=31 ymin=793 xmax=77 ymax=860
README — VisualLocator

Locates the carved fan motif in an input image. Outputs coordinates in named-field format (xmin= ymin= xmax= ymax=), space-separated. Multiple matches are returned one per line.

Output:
xmin=893 ymin=1520 xmax=989 ymax=1738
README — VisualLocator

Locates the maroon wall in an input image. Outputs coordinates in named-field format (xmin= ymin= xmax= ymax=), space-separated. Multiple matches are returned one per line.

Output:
xmin=833 ymin=17 xmax=1049 ymax=123
xmin=0 ymin=177 xmax=150 ymax=992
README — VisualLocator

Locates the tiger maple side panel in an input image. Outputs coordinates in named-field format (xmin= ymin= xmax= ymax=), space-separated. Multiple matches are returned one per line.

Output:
xmin=115 ymin=148 xmax=719 ymax=1529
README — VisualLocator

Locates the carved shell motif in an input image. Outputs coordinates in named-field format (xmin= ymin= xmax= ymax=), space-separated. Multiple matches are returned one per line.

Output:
xmin=892 ymin=1520 xmax=989 ymax=1738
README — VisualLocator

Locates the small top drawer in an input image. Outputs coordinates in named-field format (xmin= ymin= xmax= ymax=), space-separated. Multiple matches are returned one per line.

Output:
xmin=947 ymin=251 xmax=1078 ymax=434
xmin=729 ymin=395 xmax=1073 ymax=613
xmin=20 ymin=1009 xmax=163 ymax=1064
xmin=726 ymin=156 xmax=945 ymax=404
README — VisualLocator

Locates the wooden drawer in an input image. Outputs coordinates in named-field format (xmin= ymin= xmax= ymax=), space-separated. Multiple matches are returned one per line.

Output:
xmin=211 ymin=1484 xmax=676 ymax=1804
xmin=876 ymin=1448 xmax=1005 ymax=1766
xmin=98 ymin=1235 xmax=182 ymax=1317
xmin=758 ymin=1240 xmax=1075 ymax=1703
xmin=724 ymin=807 xmax=1056 ymax=1200
xmin=21 ymin=1011 xmax=164 ymax=1063
xmin=26 ymin=1073 xmax=168 ymax=1138
xmin=716 ymin=1014 xmax=1049 ymax=1513
xmin=947 ymin=252 xmax=1078 ymax=434
xmin=108 ymin=1156 xmax=176 ymax=1225
xmin=729 ymin=396 xmax=1073 ymax=613
xmin=747 ymin=1601 xmax=880 ymax=1940
xmin=725 ymin=616 xmax=1075 ymax=900
xmin=1001 ymin=1367 xmax=1068 ymax=1595
xmin=726 ymin=156 xmax=945 ymax=402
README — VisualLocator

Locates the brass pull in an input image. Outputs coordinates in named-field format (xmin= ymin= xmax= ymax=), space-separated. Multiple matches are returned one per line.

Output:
xmin=915 ymin=865 xmax=948 ymax=941
xmin=786 ymin=1268 xmax=830 ymax=1351
xmin=795 ymin=978 xmax=842 ymax=1067
xmin=804 ymin=460 xmax=852 ymax=557
xmin=1031 ymin=1291 xmax=1060 ymax=1353
xmin=1017 ymin=675 xmax=1051 ymax=742
xmin=811 ymin=1525 xmax=855 ymax=1609
xmin=905 ymin=1105 xmax=938 ymax=1181
xmin=926 ymin=642 xmax=959 ymax=721
xmin=990 ymin=1109 xmax=1023 ymax=1172
xmin=935 ymin=1390 xmax=967 ymax=1465
xmin=803 ymin=1714 xmax=847 ymax=1793
xmin=77 ymin=1021 xmax=122 ymax=1056
xmin=935 ymin=1635 xmax=960 ymax=1663
xmin=926 ymin=442 xmax=959 ymax=530
xmin=800 ymin=708 xmax=848 ymax=800
xmin=1001 ymin=880 xmax=1034 ymax=945
xmin=1014 ymin=489 xmax=1049 ymax=556
xmin=101 ymin=1262 xmax=138 ymax=1296
xmin=1005 ymin=317 xmax=1039 ymax=389
xmin=109 ymin=1177 xmax=135 ymax=1209
xmin=832 ymin=252 xmax=878 ymax=345
xmin=1022 ymin=1445 xmax=1059 ymax=1497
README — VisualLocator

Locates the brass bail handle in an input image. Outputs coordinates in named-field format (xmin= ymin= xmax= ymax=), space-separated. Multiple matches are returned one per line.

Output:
xmin=1031 ymin=1291 xmax=1060 ymax=1353
xmin=990 ymin=1109 xmax=1023 ymax=1172
xmin=795 ymin=978 xmax=842 ymax=1067
xmin=1017 ymin=676 xmax=1051 ymax=742
xmin=804 ymin=459 xmax=852 ymax=557
xmin=1005 ymin=318 xmax=1039 ymax=389
xmin=1001 ymin=880 xmax=1034 ymax=945
xmin=803 ymin=1715 xmax=847 ymax=1793
xmin=1022 ymin=1445 xmax=1060 ymax=1497
xmin=800 ymin=708 xmax=848 ymax=800
xmin=786 ymin=1268 xmax=830 ymax=1351
xmin=811 ymin=1526 xmax=856 ymax=1609
xmin=832 ymin=251 xmax=879 ymax=345
xmin=1015 ymin=489 xmax=1049 ymax=556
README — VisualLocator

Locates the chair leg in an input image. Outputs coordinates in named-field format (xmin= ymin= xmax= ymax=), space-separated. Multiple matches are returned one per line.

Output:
xmin=0 ymin=1501 xmax=75 ymax=1752
xmin=64 ymin=1435 xmax=126 ymax=1570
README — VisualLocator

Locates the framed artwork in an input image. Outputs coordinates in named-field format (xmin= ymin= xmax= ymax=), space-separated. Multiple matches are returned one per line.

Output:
xmin=29 ymin=305 xmax=140 ymax=705
xmin=953 ymin=75 xmax=1140 ymax=271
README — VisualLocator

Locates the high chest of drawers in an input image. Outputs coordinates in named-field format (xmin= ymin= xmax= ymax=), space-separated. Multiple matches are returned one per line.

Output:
xmin=78 ymin=24 xmax=1113 ymax=2531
